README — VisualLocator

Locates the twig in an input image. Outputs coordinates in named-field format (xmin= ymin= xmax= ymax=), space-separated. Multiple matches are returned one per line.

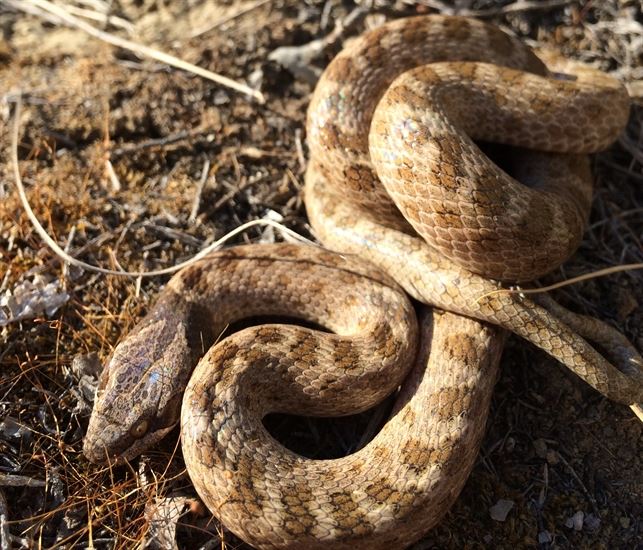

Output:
xmin=3 ymin=0 xmax=63 ymax=25
xmin=294 ymin=128 xmax=306 ymax=174
xmin=111 ymin=130 xmax=192 ymax=155
xmin=619 ymin=134 xmax=643 ymax=165
xmin=10 ymin=94 xmax=314 ymax=279
xmin=555 ymin=453 xmax=598 ymax=515
xmin=56 ymin=3 xmax=134 ymax=33
xmin=459 ymin=0 xmax=574 ymax=17
xmin=7 ymin=0 xmax=265 ymax=103
xmin=0 ymin=474 xmax=46 ymax=487
xmin=143 ymin=223 xmax=203 ymax=248
xmin=189 ymin=0 xmax=272 ymax=39
xmin=0 ymin=490 xmax=8 ymax=550
xmin=61 ymin=225 xmax=76 ymax=282
xmin=74 ymin=0 xmax=111 ymax=11
xmin=104 ymin=159 xmax=121 ymax=191
xmin=476 ymin=263 xmax=643 ymax=302
xmin=212 ymin=176 xmax=255 ymax=212
xmin=403 ymin=0 xmax=573 ymax=16
xmin=189 ymin=159 xmax=210 ymax=222
xmin=587 ymin=207 xmax=643 ymax=230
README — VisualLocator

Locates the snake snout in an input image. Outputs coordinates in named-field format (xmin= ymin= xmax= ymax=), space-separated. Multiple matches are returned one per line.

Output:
xmin=83 ymin=414 xmax=131 ymax=465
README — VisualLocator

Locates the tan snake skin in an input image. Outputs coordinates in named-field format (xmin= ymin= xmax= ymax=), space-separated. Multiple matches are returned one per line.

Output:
xmin=307 ymin=16 xmax=630 ymax=282
xmin=84 ymin=15 xmax=643 ymax=550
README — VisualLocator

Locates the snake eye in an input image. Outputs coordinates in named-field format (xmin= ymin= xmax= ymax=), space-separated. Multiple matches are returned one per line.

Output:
xmin=130 ymin=419 xmax=149 ymax=439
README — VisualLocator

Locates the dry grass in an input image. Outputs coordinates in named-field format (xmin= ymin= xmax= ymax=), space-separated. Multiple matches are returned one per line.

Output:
xmin=0 ymin=0 xmax=641 ymax=548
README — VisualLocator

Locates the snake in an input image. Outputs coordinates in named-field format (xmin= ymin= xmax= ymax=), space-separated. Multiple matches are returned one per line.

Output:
xmin=84 ymin=15 xmax=643 ymax=550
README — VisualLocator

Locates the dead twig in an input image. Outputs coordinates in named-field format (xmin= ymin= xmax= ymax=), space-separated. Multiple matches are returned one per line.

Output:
xmin=268 ymin=6 xmax=366 ymax=83
xmin=0 ymin=490 xmax=10 ymax=550
xmin=111 ymin=130 xmax=193 ymax=156
xmin=189 ymin=159 xmax=210 ymax=223
xmin=476 ymin=263 xmax=643 ymax=301
xmin=53 ymin=3 xmax=134 ymax=32
xmin=414 ymin=0 xmax=575 ymax=17
xmin=189 ymin=0 xmax=273 ymax=39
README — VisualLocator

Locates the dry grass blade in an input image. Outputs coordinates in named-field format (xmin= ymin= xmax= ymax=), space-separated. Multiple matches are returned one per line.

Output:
xmin=479 ymin=263 xmax=643 ymax=299
xmin=6 ymin=0 xmax=265 ymax=103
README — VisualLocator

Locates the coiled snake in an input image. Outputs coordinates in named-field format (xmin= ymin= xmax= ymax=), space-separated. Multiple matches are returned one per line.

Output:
xmin=84 ymin=15 xmax=643 ymax=549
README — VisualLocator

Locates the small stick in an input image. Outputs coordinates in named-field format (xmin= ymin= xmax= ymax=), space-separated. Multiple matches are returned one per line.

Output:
xmin=189 ymin=159 xmax=210 ymax=223
xmin=56 ymin=3 xmax=134 ymax=32
xmin=112 ymin=130 xmax=192 ymax=155
xmin=476 ymin=263 xmax=643 ymax=301
xmin=104 ymin=159 xmax=122 ymax=192
xmin=189 ymin=0 xmax=272 ymax=39
xmin=0 ymin=490 xmax=10 ymax=550
xmin=294 ymin=128 xmax=306 ymax=174
xmin=461 ymin=0 xmax=574 ymax=17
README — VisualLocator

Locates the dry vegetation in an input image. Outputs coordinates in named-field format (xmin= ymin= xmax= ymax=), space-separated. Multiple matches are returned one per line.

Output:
xmin=0 ymin=0 xmax=642 ymax=548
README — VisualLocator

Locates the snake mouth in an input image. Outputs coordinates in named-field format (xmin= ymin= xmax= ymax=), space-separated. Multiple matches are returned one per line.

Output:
xmin=84 ymin=412 xmax=176 ymax=466
xmin=83 ymin=424 xmax=133 ymax=465
xmin=83 ymin=433 xmax=145 ymax=465
xmin=83 ymin=435 xmax=127 ymax=465
xmin=83 ymin=413 xmax=139 ymax=465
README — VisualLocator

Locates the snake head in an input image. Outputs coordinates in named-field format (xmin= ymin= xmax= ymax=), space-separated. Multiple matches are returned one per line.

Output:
xmin=83 ymin=312 xmax=191 ymax=465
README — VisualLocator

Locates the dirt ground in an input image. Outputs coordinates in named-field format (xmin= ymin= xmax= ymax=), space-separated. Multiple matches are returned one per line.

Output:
xmin=0 ymin=1 xmax=641 ymax=548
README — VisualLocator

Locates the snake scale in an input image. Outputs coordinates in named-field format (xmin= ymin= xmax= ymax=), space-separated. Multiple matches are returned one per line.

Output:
xmin=84 ymin=15 xmax=643 ymax=549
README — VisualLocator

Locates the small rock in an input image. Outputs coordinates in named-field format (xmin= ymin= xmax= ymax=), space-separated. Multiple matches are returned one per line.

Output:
xmin=0 ymin=417 xmax=30 ymax=440
xmin=533 ymin=438 xmax=548 ymax=458
xmin=268 ymin=42 xmax=323 ymax=83
xmin=71 ymin=352 xmax=103 ymax=412
xmin=71 ymin=352 xmax=102 ymax=379
xmin=0 ymin=275 xmax=70 ymax=327
xmin=538 ymin=530 xmax=552 ymax=544
xmin=565 ymin=510 xmax=584 ymax=531
xmin=546 ymin=449 xmax=560 ymax=465
xmin=489 ymin=499 xmax=514 ymax=522
xmin=213 ymin=90 xmax=230 ymax=105
xmin=584 ymin=513 xmax=601 ymax=532
xmin=247 ymin=68 xmax=264 ymax=90
xmin=619 ymin=516 xmax=630 ymax=529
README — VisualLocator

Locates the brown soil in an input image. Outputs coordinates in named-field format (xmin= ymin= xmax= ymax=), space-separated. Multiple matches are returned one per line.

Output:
xmin=0 ymin=1 xmax=641 ymax=549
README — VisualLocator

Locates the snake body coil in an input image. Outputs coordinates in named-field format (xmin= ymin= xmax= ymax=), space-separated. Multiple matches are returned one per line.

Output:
xmin=85 ymin=15 xmax=641 ymax=549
